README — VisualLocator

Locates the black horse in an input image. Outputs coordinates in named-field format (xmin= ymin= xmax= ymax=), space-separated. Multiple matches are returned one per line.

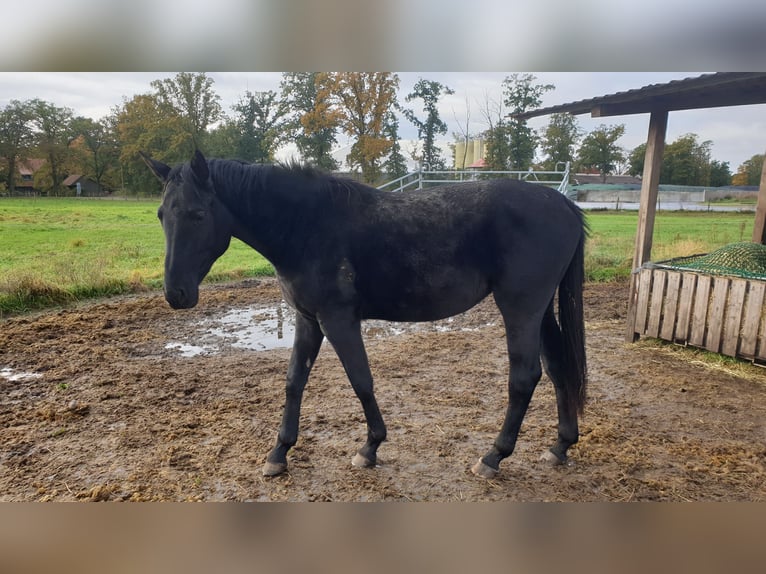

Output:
xmin=142 ymin=150 xmax=588 ymax=479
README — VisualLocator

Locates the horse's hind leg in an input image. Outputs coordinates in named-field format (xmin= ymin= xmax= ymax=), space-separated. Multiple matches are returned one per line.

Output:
xmin=319 ymin=314 xmax=387 ymax=469
xmin=263 ymin=313 xmax=324 ymax=476
xmin=472 ymin=304 xmax=544 ymax=479
xmin=540 ymin=303 xmax=579 ymax=465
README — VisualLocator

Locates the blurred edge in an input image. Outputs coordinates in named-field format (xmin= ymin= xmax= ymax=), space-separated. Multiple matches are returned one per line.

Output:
xmin=1 ymin=0 xmax=764 ymax=71
xmin=0 ymin=504 xmax=763 ymax=574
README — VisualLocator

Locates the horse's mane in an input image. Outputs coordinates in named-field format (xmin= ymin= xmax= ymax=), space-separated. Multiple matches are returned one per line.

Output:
xmin=274 ymin=159 xmax=374 ymax=203
xmin=275 ymin=158 xmax=325 ymax=180
xmin=206 ymin=158 xmax=376 ymax=208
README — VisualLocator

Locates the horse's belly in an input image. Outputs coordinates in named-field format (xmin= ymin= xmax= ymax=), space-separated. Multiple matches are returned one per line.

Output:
xmin=359 ymin=280 xmax=490 ymax=322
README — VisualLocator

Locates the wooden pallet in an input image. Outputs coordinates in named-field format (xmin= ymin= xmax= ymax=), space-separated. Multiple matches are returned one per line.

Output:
xmin=632 ymin=266 xmax=766 ymax=362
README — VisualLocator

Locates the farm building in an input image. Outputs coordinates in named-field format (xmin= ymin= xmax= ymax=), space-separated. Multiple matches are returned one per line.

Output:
xmin=1 ymin=159 xmax=107 ymax=196
xmin=454 ymin=138 xmax=487 ymax=170
xmin=62 ymin=174 xmax=107 ymax=196
xmin=517 ymin=72 xmax=766 ymax=363
xmin=14 ymin=158 xmax=46 ymax=194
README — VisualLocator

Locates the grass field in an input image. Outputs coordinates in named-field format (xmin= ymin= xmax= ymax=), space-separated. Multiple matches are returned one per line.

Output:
xmin=0 ymin=197 xmax=756 ymax=315
xmin=0 ymin=198 xmax=272 ymax=315
xmin=585 ymin=209 xmax=753 ymax=282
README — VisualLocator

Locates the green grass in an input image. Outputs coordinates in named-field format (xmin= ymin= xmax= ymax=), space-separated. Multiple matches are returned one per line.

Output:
xmin=585 ymin=210 xmax=754 ymax=282
xmin=0 ymin=198 xmax=273 ymax=315
xmin=0 ymin=198 xmax=758 ymax=315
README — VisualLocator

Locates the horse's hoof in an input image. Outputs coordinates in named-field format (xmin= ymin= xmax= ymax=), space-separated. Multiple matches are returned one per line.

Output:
xmin=540 ymin=450 xmax=565 ymax=466
xmin=262 ymin=461 xmax=288 ymax=476
xmin=471 ymin=458 xmax=498 ymax=479
xmin=351 ymin=453 xmax=375 ymax=468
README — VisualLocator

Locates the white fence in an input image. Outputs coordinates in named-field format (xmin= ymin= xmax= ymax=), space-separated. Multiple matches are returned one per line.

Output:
xmin=377 ymin=163 xmax=571 ymax=196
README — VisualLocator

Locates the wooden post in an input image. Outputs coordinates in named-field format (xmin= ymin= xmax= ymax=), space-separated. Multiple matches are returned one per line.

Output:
xmin=752 ymin=148 xmax=766 ymax=244
xmin=625 ymin=110 xmax=668 ymax=342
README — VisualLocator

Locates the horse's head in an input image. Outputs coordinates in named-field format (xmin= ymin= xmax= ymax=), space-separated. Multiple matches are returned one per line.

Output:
xmin=141 ymin=150 xmax=232 ymax=310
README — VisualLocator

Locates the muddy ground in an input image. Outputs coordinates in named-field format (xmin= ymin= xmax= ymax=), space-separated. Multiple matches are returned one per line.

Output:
xmin=1 ymin=278 xmax=764 ymax=501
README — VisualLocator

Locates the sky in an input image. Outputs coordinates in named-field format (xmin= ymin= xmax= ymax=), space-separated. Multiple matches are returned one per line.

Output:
xmin=1 ymin=72 xmax=765 ymax=172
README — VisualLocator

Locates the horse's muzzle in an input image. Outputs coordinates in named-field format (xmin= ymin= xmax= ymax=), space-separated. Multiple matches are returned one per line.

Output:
xmin=164 ymin=285 xmax=198 ymax=309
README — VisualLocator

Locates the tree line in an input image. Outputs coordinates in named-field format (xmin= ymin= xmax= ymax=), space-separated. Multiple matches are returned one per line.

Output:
xmin=1 ymin=72 xmax=762 ymax=196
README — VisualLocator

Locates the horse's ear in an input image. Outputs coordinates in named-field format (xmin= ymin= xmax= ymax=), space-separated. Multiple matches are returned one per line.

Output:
xmin=190 ymin=149 xmax=210 ymax=184
xmin=139 ymin=151 xmax=171 ymax=182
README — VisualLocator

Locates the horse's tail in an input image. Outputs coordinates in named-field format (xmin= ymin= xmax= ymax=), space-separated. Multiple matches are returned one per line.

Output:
xmin=559 ymin=224 xmax=588 ymax=415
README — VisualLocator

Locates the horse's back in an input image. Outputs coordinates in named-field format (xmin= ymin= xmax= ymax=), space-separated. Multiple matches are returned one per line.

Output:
xmin=356 ymin=178 xmax=583 ymax=268
xmin=341 ymin=179 xmax=583 ymax=321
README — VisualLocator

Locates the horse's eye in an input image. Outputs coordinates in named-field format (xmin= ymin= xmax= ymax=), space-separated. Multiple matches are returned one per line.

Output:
xmin=157 ymin=207 xmax=164 ymax=221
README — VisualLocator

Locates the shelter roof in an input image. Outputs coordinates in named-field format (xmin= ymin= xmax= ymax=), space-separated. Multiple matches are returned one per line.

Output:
xmin=63 ymin=175 xmax=83 ymax=186
xmin=515 ymin=72 xmax=766 ymax=119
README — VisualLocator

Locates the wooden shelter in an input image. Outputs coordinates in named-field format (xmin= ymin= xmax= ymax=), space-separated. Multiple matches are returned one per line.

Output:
xmin=517 ymin=72 xmax=766 ymax=362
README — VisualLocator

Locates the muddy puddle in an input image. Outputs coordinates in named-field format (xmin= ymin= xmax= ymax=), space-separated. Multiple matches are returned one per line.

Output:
xmin=165 ymin=301 xmax=295 ymax=356
xmin=165 ymin=300 xmax=499 ymax=356
xmin=0 ymin=367 xmax=42 ymax=382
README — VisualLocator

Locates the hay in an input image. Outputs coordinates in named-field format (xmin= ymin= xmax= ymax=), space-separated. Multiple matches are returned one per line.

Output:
xmin=655 ymin=242 xmax=766 ymax=280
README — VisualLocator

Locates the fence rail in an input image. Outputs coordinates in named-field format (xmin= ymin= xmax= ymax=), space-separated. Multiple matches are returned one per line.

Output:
xmin=377 ymin=163 xmax=571 ymax=196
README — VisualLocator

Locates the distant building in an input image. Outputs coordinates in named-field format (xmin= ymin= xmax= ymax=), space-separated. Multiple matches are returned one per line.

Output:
xmin=454 ymin=138 xmax=486 ymax=170
xmin=467 ymin=157 xmax=488 ymax=169
xmin=16 ymin=158 xmax=46 ymax=193
xmin=63 ymin=175 xmax=107 ymax=197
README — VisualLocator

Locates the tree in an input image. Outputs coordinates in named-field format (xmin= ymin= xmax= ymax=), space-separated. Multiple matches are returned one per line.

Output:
xmin=113 ymin=93 xmax=190 ymax=194
xmin=627 ymin=143 xmax=646 ymax=177
xmin=280 ymin=72 xmax=341 ymax=170
xmin=732 ymin=154 xmax=764 ymax=186
xmin=662 ymin=133 xmax=712 ymax=186
xmin=205 ymin=118 xmax=241 ymax=159
xmin=502 ymin=74 xmax=554 ymax=169
xmin=709 ymin=160 xmax=732 ymax=187
xmin=29 ymin=99 xmax=75 ymax=195
xmin=69 ymin=116 xmax=121 ymax=191
xmin=482 ymin=123 xmax=510 ymax=171
xmin=0 ymin=100 xmax=35 ymax=193
xmin=150 ymin=72 xmax=222 ymax=150
xmin=577 ymin=124 xmax=626 ymax=183
xmin=383 ymin=110 xmax=408 ymax=180
xmin=451 ymin=94 xmax=475 ymax=170
xmin=540 ymin=113 xmax=582 ymax=171
xmin=230 ymin=90 xmax=290 ymax=163
xmin=631 ymin=134 xmax=730 ymax=186
xmin=328 ymin=72 xmax=400 ymax=183
xmin=402 ymin=78 xmax=454 ymax=170
xmin=478 ymin=91 xmax=510 ymax=171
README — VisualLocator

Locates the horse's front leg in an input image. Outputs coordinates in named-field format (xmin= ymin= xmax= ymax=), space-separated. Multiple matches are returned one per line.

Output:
xmin=319 ymin=314 xmax=387 ymax=468
xmin=262 ymin=312 xmax=324 ymax=476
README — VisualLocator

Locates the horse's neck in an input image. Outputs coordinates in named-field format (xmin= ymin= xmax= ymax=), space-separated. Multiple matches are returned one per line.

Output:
xmin=216 ymin=167 xmax=316 ymax=269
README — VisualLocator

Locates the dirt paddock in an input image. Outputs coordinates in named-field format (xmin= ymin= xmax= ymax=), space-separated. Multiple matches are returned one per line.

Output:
xmin=1 ymin=278 xmax=764 ymax=501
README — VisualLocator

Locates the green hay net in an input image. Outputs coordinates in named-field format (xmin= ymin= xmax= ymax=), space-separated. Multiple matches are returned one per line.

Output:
xmin=653 ymin=242 xmax=766 ymax=280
